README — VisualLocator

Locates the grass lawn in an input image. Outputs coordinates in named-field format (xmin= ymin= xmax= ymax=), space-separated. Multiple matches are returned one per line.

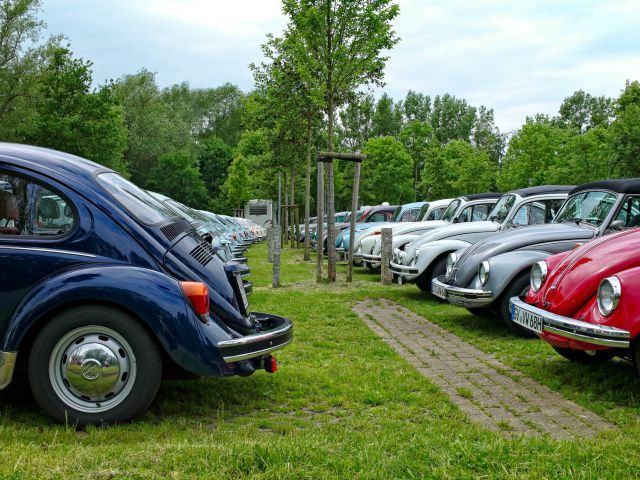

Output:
xmin=1 ymin=242 xmax=640 ymax=479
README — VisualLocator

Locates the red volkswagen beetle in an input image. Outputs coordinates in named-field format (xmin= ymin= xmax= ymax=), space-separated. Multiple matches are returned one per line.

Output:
xmin=510 ymin=227 xmax=640 ymax=372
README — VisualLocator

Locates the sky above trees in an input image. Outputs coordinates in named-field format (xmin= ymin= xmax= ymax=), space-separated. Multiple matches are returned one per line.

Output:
xmin=41 ymin=0 xmax=640 ymax=132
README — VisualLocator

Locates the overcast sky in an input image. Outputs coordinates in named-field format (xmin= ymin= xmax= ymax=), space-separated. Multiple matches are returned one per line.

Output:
xmin=41 ymin=0 xmax=640 ymax=133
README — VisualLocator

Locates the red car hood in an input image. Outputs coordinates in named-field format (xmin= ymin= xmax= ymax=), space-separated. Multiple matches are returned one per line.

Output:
xmin=539 ymin=228 xmax=640 ymax=317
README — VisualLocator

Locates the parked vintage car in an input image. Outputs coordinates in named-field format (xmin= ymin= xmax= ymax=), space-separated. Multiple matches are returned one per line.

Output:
xmin=361 ymin=193 xmax=500 ymax=269
xmin=435 ymin=180 xmax=640 ymax=332
xmin=510 ymin=227 xmax=640 ymax=372
xmin=394 ymin=186 xmax=572 ymax=294
xmin=0 ymin=144 xmax=293 ymax=425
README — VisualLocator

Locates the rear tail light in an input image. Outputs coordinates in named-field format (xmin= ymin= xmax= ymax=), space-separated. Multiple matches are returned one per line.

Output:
xmin=233 ymin=234 xmax=237 ymax=240
xmin=180 ymin=281 xmax=209 ymax=315
xmin=264 ymin=356 xmax=278 ymax=373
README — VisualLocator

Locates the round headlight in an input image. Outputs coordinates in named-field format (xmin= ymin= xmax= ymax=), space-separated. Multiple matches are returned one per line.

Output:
xmin=478 ymin=261 xmax=490 ymax=286
xmin=597 ymin=276 xmax=621 ymax=316
xmin=446 ymin=252 xmax=458 ymax=277
xmin=530 ymin=261 xmax=547 ymax=292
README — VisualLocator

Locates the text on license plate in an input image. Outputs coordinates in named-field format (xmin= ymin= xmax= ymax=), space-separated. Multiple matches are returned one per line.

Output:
xmin=511 ymin=304 xmax=544 ymax=333
xmin=432 ymin=282 xmax=447 ymax=300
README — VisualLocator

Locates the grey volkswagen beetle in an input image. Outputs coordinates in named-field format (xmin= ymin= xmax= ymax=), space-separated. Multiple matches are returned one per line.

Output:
xmin=433 ymin=179 xmax=640 ymax=334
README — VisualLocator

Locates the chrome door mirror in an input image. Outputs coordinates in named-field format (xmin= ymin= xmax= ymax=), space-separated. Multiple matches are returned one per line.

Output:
xmin=610 ymin=219 xmax=625 ymax=231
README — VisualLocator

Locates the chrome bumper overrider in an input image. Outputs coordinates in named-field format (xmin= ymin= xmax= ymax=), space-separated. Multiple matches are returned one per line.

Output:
xmin=389 ymin=261 xmax=418 ymax=275
xmin=509 ymin=298 xmax=631 ymax=348
xmin=0 ymin=351 xmax=17 ymax=390
xmin=216 ymin=314 xmax=293 ymax=362
xmin=432 ymin=276 xmax=494 ymax=307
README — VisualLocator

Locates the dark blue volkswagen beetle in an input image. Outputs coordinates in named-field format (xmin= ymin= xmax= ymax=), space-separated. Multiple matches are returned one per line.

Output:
xmin=0 ymin=143 xmax=292 ymax=425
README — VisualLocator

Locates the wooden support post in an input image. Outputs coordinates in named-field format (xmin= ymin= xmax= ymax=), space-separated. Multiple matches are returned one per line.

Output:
xmin=326 ymin=159 xmax=336 ymax=282
xmin=272 ymin=226 xmax=281 ymax=288
xmin=316 ymin=161 xmax=324 ymax=283
xmin=347 ymin=161 xmax=361 ymax=282
xmin=267 ymin=227 xmax=273 ymax=263
xmin=381 ymin=227 xmax=393 ymax=285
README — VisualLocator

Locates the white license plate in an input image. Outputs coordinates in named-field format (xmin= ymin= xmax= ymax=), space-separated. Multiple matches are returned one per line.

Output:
xmin=432 ymin=282 xmax=447 ymax=300
xmin=511 ymin=304 xmax=544 ymax=333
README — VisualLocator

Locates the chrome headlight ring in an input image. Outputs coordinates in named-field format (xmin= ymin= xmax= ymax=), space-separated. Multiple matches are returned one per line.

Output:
xmin=530 ymin=261 xmax=548 ymax=293
xmin=597 ymin=276 xmax=621 ymax=317
xmin=478 ymin=261 xmax=490 ymax=286
xmin=446 ymin=252 xmax=458 ymax=277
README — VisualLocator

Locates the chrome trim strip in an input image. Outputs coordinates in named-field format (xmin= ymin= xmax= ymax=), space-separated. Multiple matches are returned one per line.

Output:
xmin=222 ymin=338 xmax=293 ymax=363
xmin=389 ymin=261 xmax=419 ymax=275
xmin=0 ymin=351 xmax=17 ymax=390
xmin=0 ymin=246 xmax=96 ymax=258
xmin=510 ymin=298 xmax=631 ymax=348
xmin=361 ymin=254 xmax=381 ymax=261
xmin=217 ymin=323 xmax=293 ymax=348
xmin=432 ymin=276 xmax=493 ymax=306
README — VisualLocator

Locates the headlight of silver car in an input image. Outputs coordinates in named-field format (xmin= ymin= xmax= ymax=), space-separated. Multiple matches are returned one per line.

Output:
xmin=446 ymin=252 xmax=458 ymax=277
xmin=412 ymin=248 xmax=420 ymax=266
xmin=478 ymin=261 xmax=490 ymax=286
xmin=530 ymin=261 xmax=547 ymax=292
xmin=597 ymin=276 xmax=621 ymax=316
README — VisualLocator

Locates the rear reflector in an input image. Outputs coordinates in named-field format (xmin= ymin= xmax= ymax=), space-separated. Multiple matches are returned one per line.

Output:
xmin=180 ymin=281 xmax=210 ymax=315
xmin=264 ymin=356 xmax=278 ymax=373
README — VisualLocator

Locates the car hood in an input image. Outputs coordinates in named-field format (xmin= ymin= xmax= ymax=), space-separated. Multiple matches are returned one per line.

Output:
xmin=404 ymin=221 xmax=500 ymax=259
xmin=452 ymin=223 xmax=597 ymax=287
xmin=537 ymin=228 xmax=640 ymax=317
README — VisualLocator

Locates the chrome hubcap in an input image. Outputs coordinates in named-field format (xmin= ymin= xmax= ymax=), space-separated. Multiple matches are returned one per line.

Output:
xmin=49 ymin=326 xmax=137 ymax=413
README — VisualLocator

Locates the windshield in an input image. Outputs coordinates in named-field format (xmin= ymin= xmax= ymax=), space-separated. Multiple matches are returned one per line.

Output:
xmin=442 ymin=199 xmax=461 ymax=222
xmin=488 ymin=195 xmax=515 ymax=223
xmin=392 ymin=206 xmax=402 ymax=222
xmin=553 ymin=191 xmax=617 ymax=226
xmin=97 ymin=173 xmax=177 ymax=225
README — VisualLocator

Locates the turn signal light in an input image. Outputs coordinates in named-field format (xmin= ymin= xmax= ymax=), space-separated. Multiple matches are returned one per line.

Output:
xmin=180 ymin=281 xmax=210 ymax=315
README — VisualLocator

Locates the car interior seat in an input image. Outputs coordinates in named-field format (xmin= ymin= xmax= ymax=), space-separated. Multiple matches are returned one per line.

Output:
xmin=0 ymin=190 xmax=20 ymax=235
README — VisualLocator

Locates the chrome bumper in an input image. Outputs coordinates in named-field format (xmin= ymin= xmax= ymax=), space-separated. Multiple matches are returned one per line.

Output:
xmin=361 ymin=253 xmax=381 ymax=262
xmin=0 ymin=351 xmax=17 ymax=390
xmin=389 ymin=261 xmax=419 ymax=276
xmin=509 ymin=298 xmax=631 ymax=348
xmin=432 ymin=276 xmax=494 ymax=307
xmin=216 ymin=313 xmax=293 ymax=363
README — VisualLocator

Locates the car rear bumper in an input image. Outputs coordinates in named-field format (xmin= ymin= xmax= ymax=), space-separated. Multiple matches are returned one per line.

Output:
xmin=509 ymin=298 xmax=631 ymax=349
xmin=216 ymin=313 xmax=293 ymax=363
xmin=432 ymin=276 xmax=494 ymax=307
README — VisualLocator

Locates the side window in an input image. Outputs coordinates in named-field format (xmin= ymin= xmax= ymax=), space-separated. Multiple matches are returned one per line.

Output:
xmin=0 ymin=173 xmax=75 ymax=237
xmin=400 ymin=209 xmax=419 ymax=222
xmin=427 ymin=207 xmax=445 ymax=220
xmin=513 ymin=199 xmax=565 ymax=226
xmin=459 ymin=206 xmax=473 ymax=223
xmin=614 ymin=196 xmax=640 ymax=228
xmin=472 ymin=204 xmax=490 ymax=221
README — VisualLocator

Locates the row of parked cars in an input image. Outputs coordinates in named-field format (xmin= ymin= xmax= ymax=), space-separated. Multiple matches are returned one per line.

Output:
xmin=318 ymin=179 xmax=640 ymax=376
xmin=0 ymin=143 xmax=291 ymax=425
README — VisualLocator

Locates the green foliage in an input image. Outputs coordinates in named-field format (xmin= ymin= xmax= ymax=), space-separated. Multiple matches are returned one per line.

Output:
xmin=421 ymin=140 xmax=496 ymax=199
xmin=198 ymin=137 xmax=233 ymax=200
xmin=399 ymin=120 xmax=432 ymax=199
xmin=610 ymin=81 xmax=640 ymax=177
xmin=225 ymin=155 xmax=251 ymax=208
xmin=372 ymin=93 xmax=403 ymax=138
xmin=362 ymin=137 xmax=413 ymax=205
xmin=22 ymin=46 xmax=128 ymax=173
xmin=431 ymin=94 xmax=477 ymax=145
xmin=557 ymin=89 xmax=614 ymax=132
xmin=146 ymin=149 xmax=208 ymax=207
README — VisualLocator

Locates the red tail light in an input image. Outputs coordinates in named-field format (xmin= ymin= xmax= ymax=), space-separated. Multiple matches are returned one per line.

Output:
xmin=372 ymin=231 xmax=381 ymax=235
xmin=233 ymin=234 xmax=237 ymax=240
xmin=180 ymin=281 xmax=209 ymax=315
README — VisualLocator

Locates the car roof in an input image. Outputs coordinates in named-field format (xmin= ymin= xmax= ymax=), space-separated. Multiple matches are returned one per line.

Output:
xmin=508 ymin=185 xmax=575 ymax=197
xmin=570 ymin=178 xmax=640 ymax=195
xmin=369 ymin=205 xmax=398 ymax=213
xmin=400 ymin=201 xmax=428 ymax=209
xmin=459 ymin=192 xmax=502 ymax=201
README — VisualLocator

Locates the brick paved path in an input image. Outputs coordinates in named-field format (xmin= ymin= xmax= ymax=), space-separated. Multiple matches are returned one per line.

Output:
xmin=353 ymin=298 xmax=615 ymax=438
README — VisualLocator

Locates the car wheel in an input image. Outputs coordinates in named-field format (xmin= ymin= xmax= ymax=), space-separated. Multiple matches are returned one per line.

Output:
xmin=500 ymin=271 xmax=537 ymax=338
xmin=29 ymin=306 xmax=162 ymax=426
xmin=553 ymin=347 xmax=615 ymax=364
xmin=416 ymin=256 xmax=447 ymax=298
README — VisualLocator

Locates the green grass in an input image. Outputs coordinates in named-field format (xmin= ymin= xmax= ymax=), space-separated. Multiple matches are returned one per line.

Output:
xmin=1 ymin=243 xmax=640 ymax=478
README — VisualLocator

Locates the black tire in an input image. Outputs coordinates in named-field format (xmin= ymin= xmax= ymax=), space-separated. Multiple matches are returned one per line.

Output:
xmin=416 ymin=256 xmax=447 ymax=298
xmin=553 ymin=347 xmax=615 ymax=364
xmin=29 ymin=306 xmax=162 ymax=426
xmin=466 ymin=307 xmax=485 ymax=317
xmin=500 ymin=271 xmax=537 ymax=338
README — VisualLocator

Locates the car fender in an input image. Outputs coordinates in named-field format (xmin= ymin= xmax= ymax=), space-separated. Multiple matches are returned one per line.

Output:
xmin=414 ymin=239 xmax=472 ymax=275
xmin=482 ymin=249 xmax=554 ymax=299
xmin=3 ymin=264 xmax=234 ymax=375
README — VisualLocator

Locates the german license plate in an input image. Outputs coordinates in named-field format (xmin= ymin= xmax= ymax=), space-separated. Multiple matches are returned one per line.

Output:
xmin=511 ymin=304 xmax=544 ymax=333
xmin=431 ymin=281 xmax=447 ymax=300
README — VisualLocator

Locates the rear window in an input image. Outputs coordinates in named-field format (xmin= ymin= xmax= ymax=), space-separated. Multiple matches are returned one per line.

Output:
xmin=96 ymin=173 xmax=177 ymax=225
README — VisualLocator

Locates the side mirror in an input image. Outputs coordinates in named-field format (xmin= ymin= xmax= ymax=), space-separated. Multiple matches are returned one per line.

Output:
xmin=610 ymin=219 xmax=625 ymax=231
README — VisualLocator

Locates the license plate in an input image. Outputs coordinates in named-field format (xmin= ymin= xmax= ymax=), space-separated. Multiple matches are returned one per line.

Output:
xmin=398 ymin=275 xmax=404 ymax=285
xmin=511 ymin=304 xmax=544 ymax=333
xmin=432 ymin=282 xmax=447 ymax=300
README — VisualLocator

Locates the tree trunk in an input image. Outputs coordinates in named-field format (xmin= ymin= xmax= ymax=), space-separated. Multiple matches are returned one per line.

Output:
xmin=304 ymin=116 xmax=312 ymax=261
xmin=326 ymin=91 xmax=337 ymax=282
xmin=316 ymin=160 xmax=324 ymax=283
xmin=272 ymin=226 xmax=281 ymax=288
xmin=283 ymin=171 xmax=289 ymax=246
xmin=290 ymin=166 xmax=295 ymax=248
xmin=347 ymin=161 xmax=361 ymax=282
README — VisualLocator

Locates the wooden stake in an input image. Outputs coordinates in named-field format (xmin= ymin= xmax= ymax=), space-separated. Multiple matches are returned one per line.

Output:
xmin=347 ymin=161 xmax=361 ymax=282
xmin=316 ymin=161 xmax=324 ymax=282
xmin=381 ymin=227 xmax=393 ymax=285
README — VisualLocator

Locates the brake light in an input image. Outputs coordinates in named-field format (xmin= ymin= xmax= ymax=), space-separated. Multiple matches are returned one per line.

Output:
xmin=233 ymin=234 xmax=237 ymax=240
xmin=372 ymin=231 xmax=381 ymax=235
xmin=180 ymin=281 xmax=209 ymax=315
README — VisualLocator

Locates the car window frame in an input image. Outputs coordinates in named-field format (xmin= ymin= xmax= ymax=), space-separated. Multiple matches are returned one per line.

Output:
xmin=610 ymin=194 xmax=640 ymax=229
xmin=0 ymin=167 xmax=79 ymax=241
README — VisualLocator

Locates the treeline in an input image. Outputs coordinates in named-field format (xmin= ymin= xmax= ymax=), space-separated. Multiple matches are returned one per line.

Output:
xmin=2 ymin=1 xmax=640 ymax=217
